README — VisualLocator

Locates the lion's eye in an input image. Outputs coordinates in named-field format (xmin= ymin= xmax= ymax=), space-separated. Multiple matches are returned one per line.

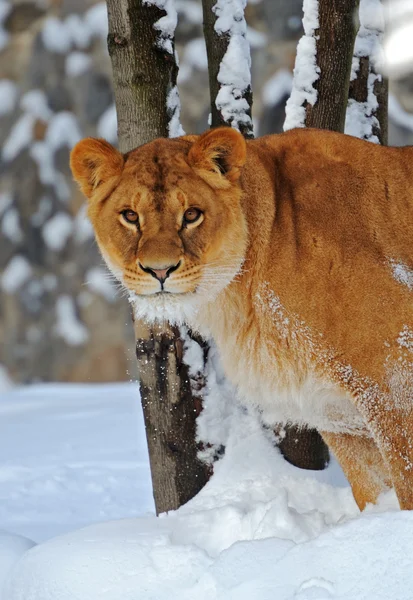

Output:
xmin=183 ymin=207 xmax=202 ymax=224
xmin=122 ymin=209 xmax=139 ymax=225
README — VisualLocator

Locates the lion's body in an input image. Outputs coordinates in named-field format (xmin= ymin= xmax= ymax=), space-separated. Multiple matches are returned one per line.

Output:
xmin=71 ymin=127 xmax=413 ymax=510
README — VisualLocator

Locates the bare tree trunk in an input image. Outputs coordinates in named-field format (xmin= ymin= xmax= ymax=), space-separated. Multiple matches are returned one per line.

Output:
xmin=107 ymin=1 xmax=177 ymax=151
xmin=305 ymin=0 xmax=360 ymax=131
xmin=106 ymin=0 xmax=209 ymax=514
xmin=278 ymin=426 xmax=330 ymax=470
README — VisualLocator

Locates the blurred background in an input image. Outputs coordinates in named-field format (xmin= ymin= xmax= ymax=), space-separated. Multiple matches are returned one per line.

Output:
xmin=1 ymin=0 xmax=412 ymax=387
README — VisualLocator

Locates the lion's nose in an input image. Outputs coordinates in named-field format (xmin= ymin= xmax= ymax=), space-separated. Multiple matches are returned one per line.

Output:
xmin=139 ymin=261 xmax=181 ymax=284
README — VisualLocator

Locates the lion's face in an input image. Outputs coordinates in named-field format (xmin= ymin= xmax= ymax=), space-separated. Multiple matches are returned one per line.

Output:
xmin=70 ymin=128 xmax=248 ymax=323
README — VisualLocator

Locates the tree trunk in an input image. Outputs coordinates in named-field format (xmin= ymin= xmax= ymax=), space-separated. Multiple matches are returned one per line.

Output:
xmin=347 ymin=0 xmax=388 ymax=145
xmin=278 ymin=426 xmax=330 ymax=470
xmin=107 ymin=1 xmax=178 ymax=151
xmin=282 ymin=0 xmax=361 ymax=469
xmin=202 ymin=0 xmax=328 ymax=470
xmin=106 ymin=0 xmax=209 ymax=514
xmin=135 ymin=320 xmax=209 ymax=513
xmin=305 ymin=0 xmax=360 ymax=131
xmin=202 ymin=0 xmax=254 ymax=138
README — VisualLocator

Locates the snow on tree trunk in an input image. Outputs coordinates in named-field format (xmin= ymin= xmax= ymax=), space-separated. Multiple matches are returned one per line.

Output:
xmin=202 ymin=0 xmax=254 ymax=138
xmin=346 ymin=0 xmax=387 ymax=144
xmin=106 ymin=0 xmax=209 ymax=514
xmin=285 ymin=0 xmax=360 ymax=132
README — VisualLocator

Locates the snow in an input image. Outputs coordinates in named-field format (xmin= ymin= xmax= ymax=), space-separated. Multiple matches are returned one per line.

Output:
xmin=0 ymin=80 xmax=18 ymax=117
xmin=213 ymin=0 xmax=253 ymax=133
xmin=54 ymin=295 xmax=89 ymax=346
xmin=65 ymin=52 xmax=92 ymax=78
xmin=84 ymin=3 xmax=109 ymax=41
xmin=42 ymin=16 xmax=72 ymax=54
xmin=73 ymin=205 xmax=94 ymax=243
xmin=42 ymin=2 xmax=108 ymax=54
xmin=0 ymin=191 xmax=12 ymax=216
xmin=1 ymin=256 xmax=32 ymax=294
xmin=97 ymin=104 xmax=118 ymax=143
xmin=46 ymin=111 xmax=82 ymax=151
xmin=41 ymin=4 xmax=108 ymax=56
xmin=178 ymin=38 xmax=208 ymax=83
xmin=0 ymin=384 xmax=152 ymax=545
xmin=2 ymin=113 xmax=35 ymax=162
xmin=182 ymin=37 xmax=208 ymax=71
xmin=1 ymin=208 xmax=22 ymax=243
xmin=167 ymin=86 xmax=185 ymax=137
xmin=262 ymin=68 xmax=293 ymax=107
xmin=30 ymin=196 xmax=52 ymax=227
xmin=181 ymin=329 xmax=205 ymax=377
xmin=0 ymin=364 xmax=14 ymax=392
xmin=284 ymin=0 xmax=320 ymax=130
xmin=42 ymin=212 xmax=73 ymax=251
xmin=20 ymin=90 xmax=52 ymax=122
xmin=143 ymin=0 xmax=178 ymax=55
xmin=389 ymin=93 xmax=413 ymax=132
xmin=2 ymin=383 xmax=413 ymax=598
xmin=176 ymin=0 xmax=203 ymax=24
xmin=344 ymin=0 xmax=384 ymax=143
xmin=30 ymin=112 xmax=80 ymax=198
xmin=8 ymin=510 xmax=413 ymax=599
xmin=389 ymin=258 xmax=413 ymax=290
xmin=0 ymin=532 xmax=35 ymax=587
xmin=383 ymin=0 xmax=413 ymax=77
xmin=64 ymin=14 xmax=93 ymax=51
xmin=246 ymin=26 xmax=267 ymax=49
xmin=196 ymin=341 xmax=241 ymax=464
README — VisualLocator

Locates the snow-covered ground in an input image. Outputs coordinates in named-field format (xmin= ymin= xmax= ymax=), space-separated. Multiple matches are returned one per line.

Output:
xmin=1 ymin=382 xmax=411 ymax=598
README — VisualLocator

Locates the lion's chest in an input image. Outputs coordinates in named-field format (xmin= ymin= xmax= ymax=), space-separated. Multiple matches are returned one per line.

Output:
xmin=200 ymin=292 xmax=366 ymax=435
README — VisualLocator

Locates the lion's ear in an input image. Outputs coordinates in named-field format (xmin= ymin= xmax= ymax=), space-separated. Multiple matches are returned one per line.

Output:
xmin=70 ymin=138 xmax=124 ymax=198
xmin=187 ymin=127 xmax=246 ymax=188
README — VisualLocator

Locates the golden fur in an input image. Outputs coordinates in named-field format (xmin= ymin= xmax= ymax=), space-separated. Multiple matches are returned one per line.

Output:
xmin=71 ymin=127 xmax=413 ymax=511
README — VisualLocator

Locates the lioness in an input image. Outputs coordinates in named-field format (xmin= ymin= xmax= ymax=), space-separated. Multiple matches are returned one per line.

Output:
xmin=71 ymin=127 xmax=413 ymax=511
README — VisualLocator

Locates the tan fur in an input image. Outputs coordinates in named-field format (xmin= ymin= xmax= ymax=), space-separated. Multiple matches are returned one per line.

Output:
xmin=71 ymin=127 xmax=413 ymax=511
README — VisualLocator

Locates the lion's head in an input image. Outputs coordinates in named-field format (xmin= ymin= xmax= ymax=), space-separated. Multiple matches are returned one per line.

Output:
xmin=70 ymin=128 xmax=248 ymax=324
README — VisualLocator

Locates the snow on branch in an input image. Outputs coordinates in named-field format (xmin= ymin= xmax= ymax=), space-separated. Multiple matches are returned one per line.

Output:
xmin=345 ymin=0 xmax=386 ymax=143
xmin=284 ymin=0 xmax=320 ymax=130
xmin=144 ymin=0 xmax=184 ymax=138
xmin=213 ymin=0 xmax=254 ymax=137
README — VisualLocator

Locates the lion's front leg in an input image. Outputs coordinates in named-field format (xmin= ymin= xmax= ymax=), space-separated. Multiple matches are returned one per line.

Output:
xmin=354 ymin=405 xmax=413 ymax=510
xmin=320 ymin=431 xmax=391 ymax=511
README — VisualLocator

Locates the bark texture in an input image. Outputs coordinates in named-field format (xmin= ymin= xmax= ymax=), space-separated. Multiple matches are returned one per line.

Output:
xmin=106 ymin=0 xmax=209 ymax=514
xmin=305 ymin=0 xmax=360 ymax=131
xmin=107 ymin=0 xmax=178 ymax=151
xmin=278 ymin=426 xmax=330 ymax=470
xmin=135 ymin=321 xmax=209 ymax=513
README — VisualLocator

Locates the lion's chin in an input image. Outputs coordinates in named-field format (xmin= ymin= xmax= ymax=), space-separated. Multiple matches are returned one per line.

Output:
xmin=128 ymin=290 xmax=203 ymax=326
